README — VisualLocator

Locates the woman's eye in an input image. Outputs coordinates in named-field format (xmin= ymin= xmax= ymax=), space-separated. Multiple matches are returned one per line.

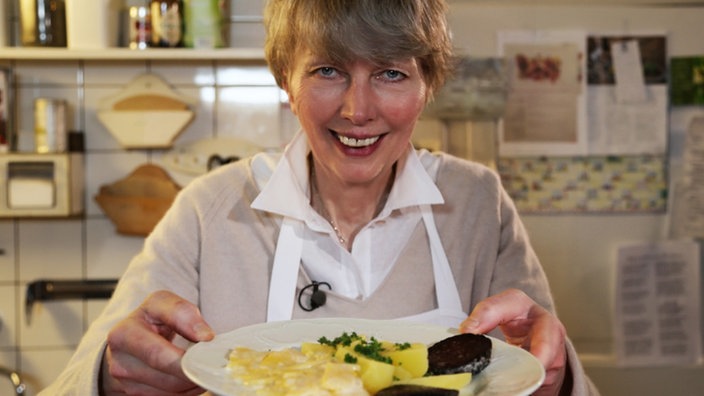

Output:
xmin=381 ymin=69 xmax=406 ymax=81
xmin=315 ymin=67 xmax=338 ymax=78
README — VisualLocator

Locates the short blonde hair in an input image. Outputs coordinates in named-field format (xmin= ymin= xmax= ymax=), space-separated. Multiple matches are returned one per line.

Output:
xmin=264 ymin=0 xmax=454 ymax=97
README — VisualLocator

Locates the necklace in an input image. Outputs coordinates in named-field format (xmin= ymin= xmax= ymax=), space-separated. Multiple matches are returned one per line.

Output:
xmin=328 ymin=219 xmax=346 ymax=245
xmin=308 ymin=157 xmax=395 ymax=247
xmin=309 ymin=164 xmax=346 ymax=245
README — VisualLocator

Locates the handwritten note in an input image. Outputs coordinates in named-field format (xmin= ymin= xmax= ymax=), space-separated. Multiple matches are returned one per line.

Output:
xmin=614 ymin=240 xmax=702 ymax=366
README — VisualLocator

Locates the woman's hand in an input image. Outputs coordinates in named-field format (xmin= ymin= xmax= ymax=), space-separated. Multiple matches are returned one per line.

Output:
xmin=460 ymin=289 xmax=569 ymax=396
xmin=100 ymin=290 xmax=215 ymax=395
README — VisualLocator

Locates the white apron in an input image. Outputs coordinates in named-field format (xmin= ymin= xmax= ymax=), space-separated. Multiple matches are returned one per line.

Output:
xmin=266 ymin=205 xmax=468 ymax=328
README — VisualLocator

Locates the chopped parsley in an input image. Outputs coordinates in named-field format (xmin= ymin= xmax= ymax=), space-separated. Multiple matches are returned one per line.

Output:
xmin=318 ymin=331 xmax=362 ymax=347
xmin=395 ymin=342 xmax=411 ymax=350
xmin=318 ymin=332 xmax=394 ymax=364
xmin=354 ymin=337 xmax=392 ymax=364
xmin=344 ymin=353 xmax=358 ymax=364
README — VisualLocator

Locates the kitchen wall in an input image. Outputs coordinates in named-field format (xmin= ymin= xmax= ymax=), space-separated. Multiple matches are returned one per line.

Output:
xmin=445 ymin=3 xmax=704 ymax=395
xmin=1 ymin=1 xmax=703 ymax=395
xmin=0 ymin=1 xmax=298 ymax=394
xmin=0 ymin=58 xmax=290 ymax=393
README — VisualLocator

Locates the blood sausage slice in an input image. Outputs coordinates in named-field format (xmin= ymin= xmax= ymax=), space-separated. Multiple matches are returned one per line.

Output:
xmin=427 ymin=333 xmax=492 ymax=375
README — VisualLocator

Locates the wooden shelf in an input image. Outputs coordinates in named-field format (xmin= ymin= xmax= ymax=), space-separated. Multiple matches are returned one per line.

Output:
xmin=0 ymin=47 xmax=265 ymax=61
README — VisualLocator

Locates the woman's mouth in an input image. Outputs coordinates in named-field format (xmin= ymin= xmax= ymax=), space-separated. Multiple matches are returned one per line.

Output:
xmin=334 ymin=132 xmax=381 ymax=148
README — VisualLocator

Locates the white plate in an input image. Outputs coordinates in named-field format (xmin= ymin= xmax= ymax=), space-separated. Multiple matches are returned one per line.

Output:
xmin=182 ymin=318 xmax=545 ymax=396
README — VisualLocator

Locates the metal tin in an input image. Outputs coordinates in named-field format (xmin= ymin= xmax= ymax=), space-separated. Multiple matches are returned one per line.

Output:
xmin=128 ymin=6 xmax=151 ymax=50
xmin=34 ymin=98 xmax=67 ymax=153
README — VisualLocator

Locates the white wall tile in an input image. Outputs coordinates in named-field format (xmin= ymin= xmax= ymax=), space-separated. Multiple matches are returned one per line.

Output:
xmin=228 ymin=22 xmax=266 ymax=48
xmin=21 ymin=348 xmax=76 ymax=395
xmin=20 ymin=292 xmax=83 ymax=348
xmin=215 ymin=62 xmax=274 ymax=86
xmin=17 ymin=220 xmax=83 ymax=281
xmin=13 ymin=61 xmax=80 ymax=87
xmin=170 ymin=86 xmax=217 ymax=145
xmin=84 ymin=152 xmax=150 ymax=216
xmin=217 ymin=86 xmax=282 ymax=149
xmin=0 ymin=285 xmax=17 ymax=348
xmin=0 ymin=221 xmax=15 ymax=282
xmin=151 ymin=60 xmax=216 ymax=86
xmin=83 ymin=61 xmax=147 ymax=85
xmin=230 ymin=0 xmax=266 ymax=17
xmin=85 ymin=218 xmax=143 ymax=279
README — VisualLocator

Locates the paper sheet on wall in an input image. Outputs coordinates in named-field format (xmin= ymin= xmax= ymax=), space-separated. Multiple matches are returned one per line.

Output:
xmin=585 ymin=34 xmax=668 ymax=155
xmin=611 ymin=40 xmax=648 ymax=103
xmin=497 ymin=30 xmax=588 ymax=156
xmin=669 ymin=116 xmax=704 ymax=239
xmin=615 ymin=240 xmax=702 ymax=366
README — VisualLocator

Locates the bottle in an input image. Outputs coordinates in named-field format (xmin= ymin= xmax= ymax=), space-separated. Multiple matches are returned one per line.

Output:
xmin=150 ymin=0 xmax=184 ymax=47
xmin=183 ymin=0 xmax=225 ymax=49
xmin=127 ymin=5 xmax=151 ymax=49
xmin=19 ymin=0 xmax=67 ymax=47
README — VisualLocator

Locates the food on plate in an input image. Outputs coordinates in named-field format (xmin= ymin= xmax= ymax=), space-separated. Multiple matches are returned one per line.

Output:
xmin=317 ymin=332 xmax=433 ymax=393
xmin=375 ymin=384 xmax=459 ymax=396
xmin=392 ymin=372 xmax=471 ymax=390
xmin=226 ymin=331 xmax=488 ymax=395
xmin=427 ymin=333 xmax=492 ymax=376
xmin=227 ymin=346 xmax=367 ymax=395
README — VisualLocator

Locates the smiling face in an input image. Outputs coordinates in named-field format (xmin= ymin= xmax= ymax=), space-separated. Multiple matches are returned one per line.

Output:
xmin=285 ymin=49 xmax=429 ymax=188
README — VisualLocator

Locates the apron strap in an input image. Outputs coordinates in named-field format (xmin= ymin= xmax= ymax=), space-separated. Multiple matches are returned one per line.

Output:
xmin=420 ymin=205 xmax=464 ymax=313
xmin=266 ymin=217 xmax=304 ymax=322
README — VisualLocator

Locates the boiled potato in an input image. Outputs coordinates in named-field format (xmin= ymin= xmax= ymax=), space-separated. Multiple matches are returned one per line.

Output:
xmin=333 ymin=345 xmax=357 ymax=363
xmin=381 ymin=342 xmax=428 ymax=378
xmin=356 ymin=355 xmax=396 ymax=394
xmin=392 ymin=364 xmax=414 ymax=381
xmin=332 ymin=344 xmax=395 ymax=393
xmin=319 ymin=333 xmax=473 ymax=394
xmin=395 ymin=372 xmax=472 ymax=390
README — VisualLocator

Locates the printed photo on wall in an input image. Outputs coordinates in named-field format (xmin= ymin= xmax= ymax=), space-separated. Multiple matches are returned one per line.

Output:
xmin=497 ymin=30 xmax=588 ymax=157
xmin=670 ymin=56 xmax=704 ymax=106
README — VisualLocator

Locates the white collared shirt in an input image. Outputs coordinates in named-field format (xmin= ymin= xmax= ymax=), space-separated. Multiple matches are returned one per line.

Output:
xmin=251 ymin=131 xmax=444 ymax=299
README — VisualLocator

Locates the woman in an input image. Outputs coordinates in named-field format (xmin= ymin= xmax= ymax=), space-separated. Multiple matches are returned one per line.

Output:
xmin=41 ymin=1 xmax=598 ymax=395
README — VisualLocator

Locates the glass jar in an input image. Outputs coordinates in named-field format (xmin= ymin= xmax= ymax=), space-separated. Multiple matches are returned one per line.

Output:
xmin=150 ymin=0 xmax=184 ymax=47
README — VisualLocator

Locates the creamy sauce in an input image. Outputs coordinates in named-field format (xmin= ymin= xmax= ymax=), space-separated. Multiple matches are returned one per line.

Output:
xmin=227 ymin=346 xmax=369 ymax=396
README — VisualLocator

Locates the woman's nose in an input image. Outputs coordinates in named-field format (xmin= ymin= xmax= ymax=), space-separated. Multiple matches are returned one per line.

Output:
xmin=340 ymin=80 xmax=376 ymax=125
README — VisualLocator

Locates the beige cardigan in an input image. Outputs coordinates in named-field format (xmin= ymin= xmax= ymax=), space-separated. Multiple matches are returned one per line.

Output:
xmin=40 ymin=151 xmax=599 ymax=395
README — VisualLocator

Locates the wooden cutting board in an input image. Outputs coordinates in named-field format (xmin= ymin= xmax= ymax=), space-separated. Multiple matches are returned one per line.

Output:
xmin=95 ymin=164 xmax=181 ymax=236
